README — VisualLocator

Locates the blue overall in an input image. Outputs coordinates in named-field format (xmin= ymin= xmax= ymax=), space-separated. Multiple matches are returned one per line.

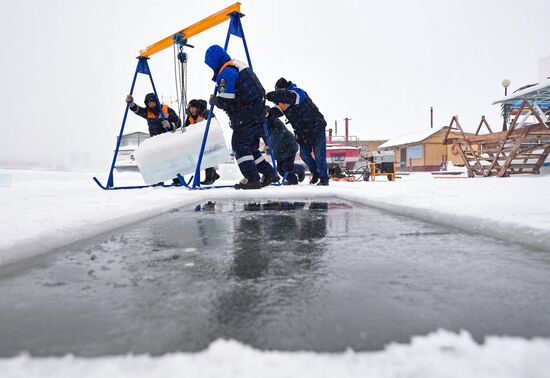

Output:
xmin=205 ymin=45 xmax=276 ymax=182
xmin=266 ymin=83 xmax=328 ymax=183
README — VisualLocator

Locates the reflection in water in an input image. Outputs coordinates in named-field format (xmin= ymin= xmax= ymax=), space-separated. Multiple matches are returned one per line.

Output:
xmin=231 ymin=201 xmax=328 ymax=280
xmin=232 ymin=214 xmax=267 ymax=279
xmin=208 ymin=202 xmax=330 ymax=346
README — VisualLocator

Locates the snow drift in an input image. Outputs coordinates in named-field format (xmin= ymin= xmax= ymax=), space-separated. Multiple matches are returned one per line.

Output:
xmin=1 ymin=330 xmax=549 ymax=378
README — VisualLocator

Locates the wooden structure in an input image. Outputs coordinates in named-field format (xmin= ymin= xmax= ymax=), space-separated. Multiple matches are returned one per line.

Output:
xmin=378 ymin=127 xmax=472 ymax=172
xmin=443 ymin=83 xmax=550 ymax=177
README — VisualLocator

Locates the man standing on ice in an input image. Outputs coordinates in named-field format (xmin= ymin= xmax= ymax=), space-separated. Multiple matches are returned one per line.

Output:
xmin=126 ymin=93 xmax=182 ymax=186
xmin=205 ymin=45 xmax=279 ymax=190
xmin=266 ymin=78 xmax=329 ymax=186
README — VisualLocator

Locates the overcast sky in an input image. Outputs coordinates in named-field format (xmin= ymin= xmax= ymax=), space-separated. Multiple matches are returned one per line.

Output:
xmin=1 ymin=0 xmax=549 ymax=168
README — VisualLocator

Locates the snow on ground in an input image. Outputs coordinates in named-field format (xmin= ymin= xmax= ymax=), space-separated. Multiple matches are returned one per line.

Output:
xmin=1 ymin=167 xmax=550 ymax=377
xmin=1 ymin=330 xmax=549 ymax=378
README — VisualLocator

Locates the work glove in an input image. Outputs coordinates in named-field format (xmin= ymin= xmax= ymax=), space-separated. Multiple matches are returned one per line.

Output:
xmin=266 ymin=91 xmax=277 ymax=103
xmin=268 ymin=106 xmax=283 ymax=118
xmin=125 ymin=95 xmax=134 ymax=106
xmin=161 ymin=120 xmax=172 ymax=131
xmin=209 ymin=95 xmax=218 ymax=107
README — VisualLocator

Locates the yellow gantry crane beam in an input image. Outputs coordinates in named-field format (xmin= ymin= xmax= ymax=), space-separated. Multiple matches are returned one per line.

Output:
xmin=139 ymin=2 xmax=241 ymax=57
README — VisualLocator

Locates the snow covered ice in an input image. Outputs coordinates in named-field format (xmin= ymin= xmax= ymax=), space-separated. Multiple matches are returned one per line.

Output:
xmin=1 ymin=169 xmax=550 ymax=377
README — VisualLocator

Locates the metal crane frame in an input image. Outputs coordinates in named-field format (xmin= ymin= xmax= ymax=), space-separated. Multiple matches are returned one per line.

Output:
xmin=93 ymin=3 xmax=279 ymax=190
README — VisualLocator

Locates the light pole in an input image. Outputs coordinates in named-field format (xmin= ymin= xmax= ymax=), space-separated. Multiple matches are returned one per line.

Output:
xmin=501 ymin=79 xmax=511 ymax=131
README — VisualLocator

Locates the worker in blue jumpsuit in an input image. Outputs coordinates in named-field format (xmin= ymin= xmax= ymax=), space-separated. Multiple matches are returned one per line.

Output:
xmin=205 ymin=45 xmax=279 ymax=189
xmin=266 ymin=78 xmax=329 ymax=185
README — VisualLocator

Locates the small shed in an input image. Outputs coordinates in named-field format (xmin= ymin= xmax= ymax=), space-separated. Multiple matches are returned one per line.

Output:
xmin=378 ymin=127 xmax=471 ymax=172
xmin=115 ymin=132 xmax=150 ymax=171
xmin=118 ymin=132 xmax=150 ymax=150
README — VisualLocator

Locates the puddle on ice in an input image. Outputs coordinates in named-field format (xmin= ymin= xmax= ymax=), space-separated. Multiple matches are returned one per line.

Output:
xmin=0 ymin=199 xmax=549 ymax=357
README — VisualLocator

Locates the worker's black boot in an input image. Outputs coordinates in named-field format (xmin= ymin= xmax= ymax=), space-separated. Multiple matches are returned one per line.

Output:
xmin=234 ymin=178 xmax=262 ymax=190
xmin=309 ymin=175 xmax=319 ymax=184
xmin=201 ymin=167 xmax=219 ymax=185
xmin=260 ymin=174 xmax=280 ymax=187
xmin=211 ymin=169 xmax=220 ymax=184
xmin=283 ymin=173 xmax=299 ymax=185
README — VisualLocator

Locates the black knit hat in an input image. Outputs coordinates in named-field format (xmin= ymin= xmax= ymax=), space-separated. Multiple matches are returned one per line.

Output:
xmin=144 ymin=93 xmax=157 ymax=105
xmin=275 ymin=77 xmax=291 ymax=90
xmin=188 ymin=99 xmax=202 ymax=109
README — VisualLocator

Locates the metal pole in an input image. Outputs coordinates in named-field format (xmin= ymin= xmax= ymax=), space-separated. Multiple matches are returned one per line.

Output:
xmin=239 ymin=20 xmax=254 ymax=70
xmin=501 ymin=79 xmax=511 ymax=132
xmin=106 ymin=58 xmax=143 ymax=188
xmin=503 ymin=87 xmax=508 ymax=132
xmin=233 ymin=13 xmax=278 ymax=172
xmin=344 ymin=117 xmax=351 ymax=145
xmin=146 ymin=63 xmax=166 ymax=122
xmin=430 ymin=107 xmax=433 ymax=129
xmin=192 ymin=100 xmax=218 ymax=188
xmin=192 ymin=12 xmax=268 ymax=188
xmin=191 ymin=16 xmax=236 ymax=189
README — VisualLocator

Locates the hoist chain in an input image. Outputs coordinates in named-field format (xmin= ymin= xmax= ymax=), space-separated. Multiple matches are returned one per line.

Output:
xmin=172 ymin=33 xmax=191 ymax=131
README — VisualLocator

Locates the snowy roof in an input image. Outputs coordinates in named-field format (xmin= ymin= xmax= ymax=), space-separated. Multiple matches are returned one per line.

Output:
xmin=326 ymin=145 xmax=362 ymax=150
xmin=378 ymin=128 xmax=442 ymax=149
xmin=493 ymin=79 xmax=550 ymax=104
xmin=122 ymin=131 xmax=149 ymax=137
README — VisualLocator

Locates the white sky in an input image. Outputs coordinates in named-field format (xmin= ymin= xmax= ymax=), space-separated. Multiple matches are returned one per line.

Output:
xmin=1 ymin=0 xmax=549 ymax=168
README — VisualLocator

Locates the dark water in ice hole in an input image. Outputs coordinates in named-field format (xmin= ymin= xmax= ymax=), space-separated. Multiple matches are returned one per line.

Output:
xmin=0 ymin=199 xmax=549 ymax=357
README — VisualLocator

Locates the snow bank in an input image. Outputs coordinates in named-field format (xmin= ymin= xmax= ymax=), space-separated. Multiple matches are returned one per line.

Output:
xmin=335 ymin=178 xmax=550 ymax=252
xmin=1 ymin=330 xmax=549 ymax=378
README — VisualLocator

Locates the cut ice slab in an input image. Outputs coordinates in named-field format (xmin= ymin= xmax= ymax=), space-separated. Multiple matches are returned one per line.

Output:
xmin=134 ymin=118 xmax=231 ymax=185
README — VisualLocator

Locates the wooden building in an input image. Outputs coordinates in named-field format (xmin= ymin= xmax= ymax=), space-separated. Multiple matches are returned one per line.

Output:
xmin=378 ymin=127 xmax=473 ymax=172
xmin=357 ymin=139 xmax=388 ymax=154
